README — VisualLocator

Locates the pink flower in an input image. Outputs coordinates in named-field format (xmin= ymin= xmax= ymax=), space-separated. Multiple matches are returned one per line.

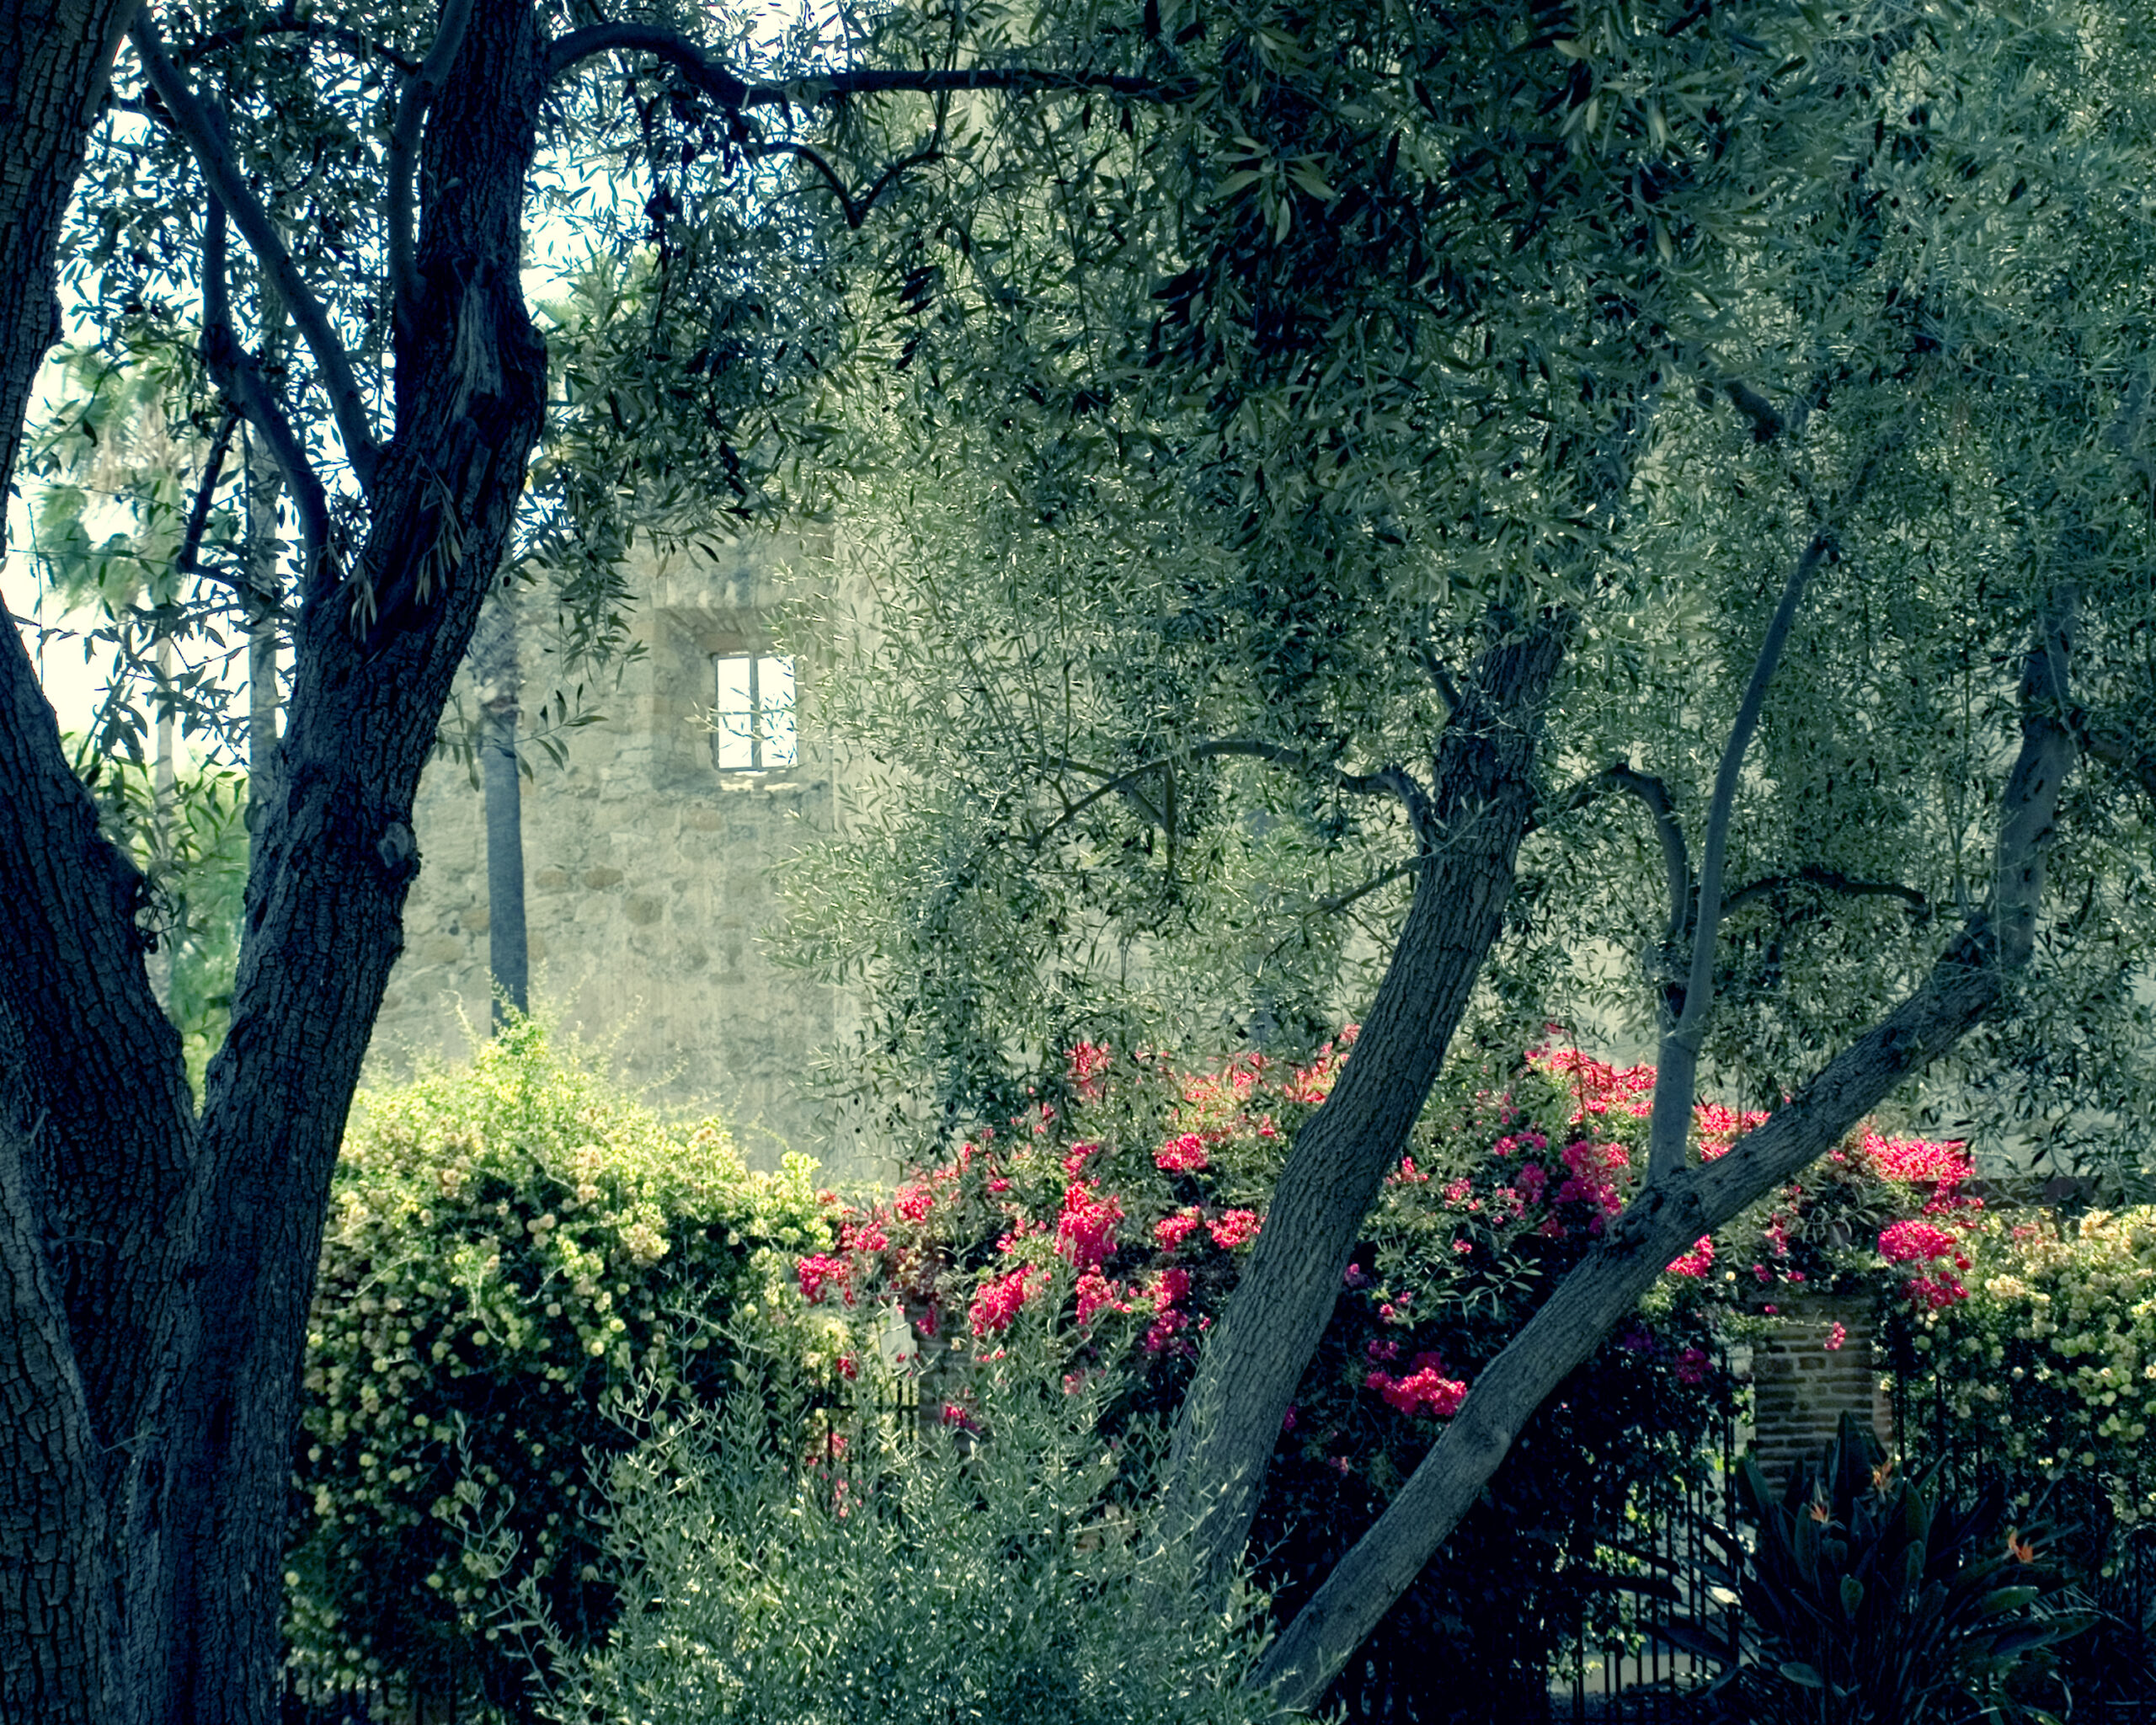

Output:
xmin=969 ymin=1267 xmax=1040 ymax=1337
xmin=1454 ymin=1238 xmax=1474 ymax=1255
xmin=1282 ymin=1404 xmax=1298 ymax=1432
xmin=1366 ymin=1338 xmax=1401 ymax=1361
xmin=1208 ymin=1209 xmax=1262 ymax=1250
xmin=1155 ymin=1132 xmax=1210 ymax=1173
xmin=1343 ymin=1263 xmax=1367 ymax=1287
xmin=1556 ymin=1137 xmax=1630 ymax=1217
xmin=1153 ymin=1208 xmax=1204 ymax=1252
xmin=1825 ymin=1322 xmax=1848 ymax=1352
xmin=1878 ymin=1220 xmax=1961 ymax=1264
xmin=1675 ymin=1347 xmax=1710 ymax=1385
xmin=1666 ymin=1236 xmax=1715 ymax=1278
xmin=1074 ymin=1268 xmax=1127 ymax=1326
xmin=798 ymin=1253 xmax=852 ymax=1306
xmin=1054 ymin=1180 xmax=1123 ymax=1271
xmin=1367 ymin=1353 xmax=1469 ymax=1418
xmin=1068 ymin=1040 xmax=1113 ymax=1100
xmin=940 ymin=1402 xmax=977 ymax=1431
xmin=1443 ymin=1177 xmax=1474 ymax=1204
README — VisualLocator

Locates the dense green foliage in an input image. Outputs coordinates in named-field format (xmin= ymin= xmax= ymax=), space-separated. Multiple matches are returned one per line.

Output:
xmin=782 ymin=0 xmax=2156 ymax=1182
xmin=527 ymin=1350 xmax=1286 ymax=1725
xmin=286 ymin=1023 xmax=829 ymax=1712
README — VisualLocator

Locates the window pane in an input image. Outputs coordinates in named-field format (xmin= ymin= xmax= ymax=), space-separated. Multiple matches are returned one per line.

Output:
xmin=713 ymin=655 xmax=755 ymax=770
xmin=758 ymin=654 xmax=797 ymax=768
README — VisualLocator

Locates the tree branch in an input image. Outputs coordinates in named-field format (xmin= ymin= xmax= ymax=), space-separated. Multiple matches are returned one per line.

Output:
xmin=387 ymin=0 xmax=477 ymax=345
xmin=177 ymin=18 xmax=420 ymax=74
xmin=1249 ymin=601 xmax=2082 ymax=1714
xmin=1031 ymin=741 xmax=1435 ymax=848
xmin=750 ymin=139 xmax=943 ymax=229
xmin=199 ymin=192 xmax=332 ymax=601
xmin=542 ymin=19 xmax=1180 ymax=108
xmin=173 ymin=407 xmax=238 ymax=585
xmin=1720 ymin=863 xmax=1929 ymax=921
xmin=1641 ymin=534 xmax=1824 ymax=1185
xmin=132 ymin=16 xmax=380 ymax=490
xmin=1550 ymin=761 xmax=1689 ymax=948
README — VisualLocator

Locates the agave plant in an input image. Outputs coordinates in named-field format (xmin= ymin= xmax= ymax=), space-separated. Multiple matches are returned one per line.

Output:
xmin=1656 ymin=1413 xmax=2084 ymax=1725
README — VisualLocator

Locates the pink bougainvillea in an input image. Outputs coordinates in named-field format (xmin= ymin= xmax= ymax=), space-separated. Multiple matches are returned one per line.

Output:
xmin=1666 ymin=1236 xmax=1715 ymax=1278
xmin=798 ymin=1252 xmax=852 ymax=1306
xmin=1054 ymin=1180 xmax=1123 ymax=1271
xmin=1208 ymin=1208 xmax=1262 ymax=1250
xmin=1153 ymin=1207 xmax=1204 ymax=1252
xmin=1366 ymin=1352 xmax=1469 ymax=1418
xmin=969 ymin=1267 xmax=1040 ymax=1337
xmin=1154 ymin=1132 xmax=1211 ymax=1173
xmin=1879 ymin=1219 xmax=1961 ymax=1263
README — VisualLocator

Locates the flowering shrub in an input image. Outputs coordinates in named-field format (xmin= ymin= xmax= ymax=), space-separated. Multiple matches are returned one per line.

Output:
xmin=1894 ymin=1206 xmax=2156 ymax=1525
xmin=771 ymin=1027 xmax=1988 ymax=1720
xmin=284 ymin=1022 xmax=829 ymax=1712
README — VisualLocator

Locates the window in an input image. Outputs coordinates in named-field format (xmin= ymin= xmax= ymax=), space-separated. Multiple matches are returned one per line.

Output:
xmin=712 ymin=654 xmax=796 ymax=772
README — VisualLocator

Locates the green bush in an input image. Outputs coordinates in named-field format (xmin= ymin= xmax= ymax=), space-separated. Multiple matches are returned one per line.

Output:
xmin=526 ymin=1333 xmax=1293 ymax=1725
xmin=285 ymin=1021 xmax=831 ymax=1714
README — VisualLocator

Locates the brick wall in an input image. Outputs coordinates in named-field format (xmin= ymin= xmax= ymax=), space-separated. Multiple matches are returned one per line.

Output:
xmin=1747 ymin=1294 xmax=1894 ymax=1483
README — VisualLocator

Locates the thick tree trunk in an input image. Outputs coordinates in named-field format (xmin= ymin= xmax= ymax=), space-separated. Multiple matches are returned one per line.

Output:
xmin=163 ymin=2 xmax=550 ymax=1712
xmin=1161 ymin=617 xmax=1572 ymax=1587
xmin=0 ymin=6 xmax=189 ymax=1720
xmin=1248 ymin=619 xmax=2080 ymax=1712
xmin=0 ymin=0 xmax=547 ymax=1718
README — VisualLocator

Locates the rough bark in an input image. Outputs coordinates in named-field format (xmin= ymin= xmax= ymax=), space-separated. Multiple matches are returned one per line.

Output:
xmin=1161 ymin=616 xmax=1572 ymax=1588
xmin=1248 ymin=611 xmax=2080 ymax=1713
xmin=0 ymin=0 xmax=546 ymax=1717
xmin=158 ymin=0 xmax=550 ymax=1712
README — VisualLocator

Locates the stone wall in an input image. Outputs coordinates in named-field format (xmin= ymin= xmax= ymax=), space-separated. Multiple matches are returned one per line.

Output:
xmin=365 ymin=537 xmax=884 ymax=1181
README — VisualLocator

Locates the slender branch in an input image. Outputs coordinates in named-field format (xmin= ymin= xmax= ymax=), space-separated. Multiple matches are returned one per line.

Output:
xmin=1642 ymin=534 xmax=1826 ymax=1185
xmin=750 ymin=139 xmax=943 ymax=228
xmin=542 ymin=19 xmax=1180 ymax=107
xmin=178 ymin=19 xmax=420 ymax=74
xmin=1313 ymin=860 xmax=1417 ymax=915
xmin=387 ymin=0 xmax=477 ymax=344
xmin=200 ymin=193 xmax=331 ymax=599
xmin=173 ymin=409 xmax=239 ymax=585
xmin=1031 ymin=740 xmax=1435 ymax=849
xmin=133 ymin=15 xmax=380 ymax=491
xmin=1720 ymin=864 xmax=1929 ymax=921
xmin=1550 ymin=761 xmax=1689 ymax=947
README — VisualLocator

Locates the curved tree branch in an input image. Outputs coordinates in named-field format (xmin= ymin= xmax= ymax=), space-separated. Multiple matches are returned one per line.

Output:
xmin=1033 ymin=740 xmax=1436 ymax=849
xmin=199 ymin=193 xmax=332 ymax=601
xmin=177 ymin=19 xmax=420 ymax=74
xmin=750 ymin=139 xmax=943 ymax=229
xmin=387 ymin=0 xmax=477 ymax=344
xmin=132 ymin=15 xmax=380 ymax=491
xmin=1720 ymin=863 xmax=1929 ymax=921
xmin=1549 ymin=761 xmax=1689 ymax=948
xmin=1639 ymin=533 xmax=1825 ymax=1184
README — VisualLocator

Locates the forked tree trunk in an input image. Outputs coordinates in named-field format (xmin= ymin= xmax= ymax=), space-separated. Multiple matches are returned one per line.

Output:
xmin=0 ymin=0 xmax=550 ymax=1717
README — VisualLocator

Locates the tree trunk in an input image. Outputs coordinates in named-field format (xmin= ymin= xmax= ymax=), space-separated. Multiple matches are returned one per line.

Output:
xmin=244 ymin=337 xmax=286 ymax=823
xmin=1161 ymin=616 xmax=1572 ymax=1587
xmin=1247 ymin=616 xmax=2080 ymax=1712
xmin=0 ymin=6 xmax=187 ymax=1720
xmin=472 ymin=587 xmax=528 ymax=1025
xmin=0 ymin=0 xmax=549 ymax=1717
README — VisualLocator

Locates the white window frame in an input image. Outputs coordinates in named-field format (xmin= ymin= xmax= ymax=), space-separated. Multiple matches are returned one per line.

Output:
xmin=711 ymin=652 xmax=797 ymax=772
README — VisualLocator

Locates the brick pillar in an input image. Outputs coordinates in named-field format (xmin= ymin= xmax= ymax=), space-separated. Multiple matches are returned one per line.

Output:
xmin=1748 ymin=1295 xmax=1893 ymax=1484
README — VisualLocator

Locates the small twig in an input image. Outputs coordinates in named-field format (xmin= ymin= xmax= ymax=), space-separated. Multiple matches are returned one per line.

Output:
xmin=178 ymin=18 xmax=421 ymax=73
